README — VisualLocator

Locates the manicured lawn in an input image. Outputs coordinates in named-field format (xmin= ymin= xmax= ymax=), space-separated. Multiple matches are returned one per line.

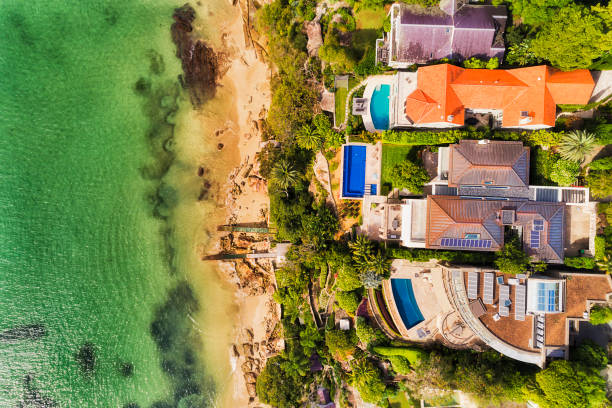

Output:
xmin=380 ymin=144 xmax=418 ymax=194
xmin=355 ymin=8 xmax=386 ymax=29
xmin=373 ymin=346 xmax=427 ymax=365
xmin=353 ymin=8 xmax=386 ymax=59
xmin=334 ymin=78 xmax=359 ymax=127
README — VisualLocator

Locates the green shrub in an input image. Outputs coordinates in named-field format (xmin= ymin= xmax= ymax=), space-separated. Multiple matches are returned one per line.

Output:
xmin=587 ymin=171 xmax=612 ymax=199
xmin=589 ymin=304 xmax=612 ymax=325
xmin=589 ymin=156 xmax=612 ymax=171
xmin=387 ymin=355 xmax=412 ymax=375
xmin=595 ymin=236 xmax=606 ymax=261
xmin=495 ymin=236 xmax=530 ymax=274
xmin=594 ymin=124 xmax=612 ymax=145
xmin=550 ymin=158 xmax=580 ymax=186
xmin=388 ymin=161 xmax=430 ymax=194
xmin=355 ymin=317 xmax=384 ymax=345
xmin=564 ymin=256 xmax=597 ymax=269
xmin=336 ymin=289 xmax=363 ymax=314
xmin=380 ymin=129 xmax=562 ymax=148
xmin=387 ymin=247 xmax=495 ymax=265
xmin=325 ymin=328 xmax=358 ymax=361
xmin=462 ymin=57 xmax=499 ymax=69
xmin=372 ymin=346 xmax=426 ymax=365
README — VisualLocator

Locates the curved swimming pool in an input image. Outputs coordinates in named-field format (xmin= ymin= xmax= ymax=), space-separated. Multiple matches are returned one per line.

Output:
xmin=391 ymin=278 xmax=424 ymax=329
xmin=370 ymin=84 xmax=390 ymax=130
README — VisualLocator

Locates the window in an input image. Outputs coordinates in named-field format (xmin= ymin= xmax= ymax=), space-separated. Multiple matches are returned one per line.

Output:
xmin=465 ymin=233 xmax=480 ymax=240
xmin=484 ymin=181 xmax=494 ymax=185
xmin=520 ymin=111 xmax=529 ymax=117
xmin=536 ymin=282 xmax=560 ymax=312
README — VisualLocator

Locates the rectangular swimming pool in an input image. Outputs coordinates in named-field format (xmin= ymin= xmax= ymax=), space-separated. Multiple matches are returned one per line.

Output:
xmin=391 ymin=278 xmax=424 ymax=329
xmin=342 ymin=145 xmax=366 ymax=198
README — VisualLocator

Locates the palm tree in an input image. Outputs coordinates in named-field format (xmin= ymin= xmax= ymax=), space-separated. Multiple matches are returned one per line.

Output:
xmin=349 ymin=234 xmax=373 ymax=267
xmin=350 ymin=359 xmax=377 ymax=386
xmin=296 ymin=124 xmax=322 ymax=151
xmin=368 ymin=250 xmax=391 ymax=279
xmin=558 ymin=130 xmax=596 ymax=163
xmin=597 ymin=254 xmax=612 ymax=274
xmin=271 ymin=159 xmax=298 ymax=196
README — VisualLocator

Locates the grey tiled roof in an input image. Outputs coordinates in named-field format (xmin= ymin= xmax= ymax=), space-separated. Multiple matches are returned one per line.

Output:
xmin=395 ymin=3 xmax=507 ymax=64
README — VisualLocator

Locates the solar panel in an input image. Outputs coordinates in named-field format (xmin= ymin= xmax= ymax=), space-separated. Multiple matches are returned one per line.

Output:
xmin=483 ymin=273 xmax=494 ymax=304
xmin=534 ymin=219 xmax=544 ymax=226
xmin=440 ymin=238 xmax=493 ymax=248
xmin=531 ymin=230 xmax=540 ymax=249
xmin=467 ymin=272 xmax=478 ymax=299
xmin=534 ymin=225 xmax=544 ymax=231
xmin=499 ymin=284 xmax=510 ymax=317
xmin=515 ymin=284 xmax=526 ymax=321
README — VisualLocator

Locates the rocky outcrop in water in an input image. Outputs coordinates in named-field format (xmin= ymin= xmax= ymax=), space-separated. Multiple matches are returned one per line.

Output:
xmin=171 ymin=4 xmax=220 ymax=107
xmin=0 ymin=324 xmax=46 ymax=343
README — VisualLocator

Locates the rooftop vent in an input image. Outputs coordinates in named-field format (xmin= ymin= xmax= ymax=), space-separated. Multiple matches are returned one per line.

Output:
xmin=501 ymin=209 xmax=516 ymax=225
xmin=447 ymin=115 xmax=454 ymax=122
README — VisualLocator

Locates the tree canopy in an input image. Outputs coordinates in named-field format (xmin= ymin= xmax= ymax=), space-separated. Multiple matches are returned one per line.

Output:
xmin=530 ymin=5 xmax=612 ymax=70
xmin=389 ymin=161 xmax=430 ymax=194
xmin=589 ymin=304 xmax=612 ymax=326
xmin=256 ymin=356 xmax=302 ymax=408
xmin=523 ymin=360 xmax=607 ymax=408
xmin=495 ymin=236 xmax=530 ymax=275
xmin=325 ymin=328 xmax=357 ymax=361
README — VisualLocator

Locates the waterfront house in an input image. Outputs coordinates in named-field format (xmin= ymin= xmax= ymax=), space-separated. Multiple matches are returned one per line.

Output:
xmin=376 ymin=1 xmax=507 ymax=68
xmin=357 ymin=65 xmax=595 ymax=132
xmin=356 ymin=140 xmax=595 ymax=263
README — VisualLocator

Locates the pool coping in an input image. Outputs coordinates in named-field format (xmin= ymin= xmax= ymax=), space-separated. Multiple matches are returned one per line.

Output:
xmin=382 ymin=278 xmax=429 ymax=338
xmin=362 ymin=76 xmax=395 ymax=133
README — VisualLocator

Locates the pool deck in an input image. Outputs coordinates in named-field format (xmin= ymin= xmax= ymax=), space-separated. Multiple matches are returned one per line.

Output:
xmin=362 ymin=75 xmax=395 ymax=133
xmin=381 ymin=260 xmax=454 ymax=342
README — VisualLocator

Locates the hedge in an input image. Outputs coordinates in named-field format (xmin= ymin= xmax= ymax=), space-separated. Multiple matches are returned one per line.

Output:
xmin=388 ymin=247 xmax=495 ymax=265
xmin=380 ymin=129 xmax=563 ymax=148
xmin=564 ymin=256 xmax=597 ymax=270
xmin=372 ymin=346 xmax=427 ymax=365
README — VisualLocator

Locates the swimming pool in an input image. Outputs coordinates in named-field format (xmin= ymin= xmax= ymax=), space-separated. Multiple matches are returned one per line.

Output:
xmin=370 ymin=84 xmax=390 ymax=130
xmin=391 ymin=278 xmax=424 ymax=329
xmin=342 ymin=145 xmax=366 ymax=197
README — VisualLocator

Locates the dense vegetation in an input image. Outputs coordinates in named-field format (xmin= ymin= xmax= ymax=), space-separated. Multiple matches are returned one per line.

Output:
xmin=253 ymin=0 xmax=612 ymax=406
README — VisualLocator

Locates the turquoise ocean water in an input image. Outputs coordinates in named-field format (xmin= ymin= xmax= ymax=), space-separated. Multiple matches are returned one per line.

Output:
xmin=0 ymin=1 xmax=220 ymax=406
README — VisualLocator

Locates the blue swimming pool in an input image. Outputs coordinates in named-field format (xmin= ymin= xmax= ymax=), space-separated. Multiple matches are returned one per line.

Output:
xmin=370 ymin=84 xmax=390 ymax=130
xmin=342 ymin=145 xmax=366 ymax=197
xmin=391 ymin=279 xmax=424 ymax=329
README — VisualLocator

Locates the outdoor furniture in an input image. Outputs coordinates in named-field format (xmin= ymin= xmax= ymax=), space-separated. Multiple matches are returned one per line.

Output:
xmin=499 ymin=285 xmax=510 ymax=317
xmin=467 ymin=272 xmax=479 ymax=300
xmin=515 ymin=284 xmax=526 ymax=321
xmin=483 ymin=272 xmax=495 ymax=305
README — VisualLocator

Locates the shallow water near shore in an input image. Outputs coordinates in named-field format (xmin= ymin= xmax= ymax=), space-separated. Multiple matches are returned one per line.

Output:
xmin=0 ymin=0 xmax=239 ymax=406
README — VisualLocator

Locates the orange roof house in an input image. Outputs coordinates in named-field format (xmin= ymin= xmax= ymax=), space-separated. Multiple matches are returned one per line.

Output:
xmin=402 ymin=64 xmax=594 ymax=129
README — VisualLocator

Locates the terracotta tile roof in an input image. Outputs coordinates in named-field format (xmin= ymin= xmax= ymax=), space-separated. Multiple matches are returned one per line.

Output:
xmin=448 ymin=140 xmax=530 ymax=187
xmin=545 ymin=274 xmax=612 ymax=346
xmin=425 ymin=196 xmax=565 ymax=262
xmin=406 ymin=64 xmax=595 ymax=128
xmin=465 ymin=271 xmax=537 ymax=352
xmin=466 ymin=272 xmax=612 ymax=353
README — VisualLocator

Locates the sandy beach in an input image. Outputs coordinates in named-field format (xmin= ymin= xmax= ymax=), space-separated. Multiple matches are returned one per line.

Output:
xmin=175 ymin=0 xmax=277 ymax=406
